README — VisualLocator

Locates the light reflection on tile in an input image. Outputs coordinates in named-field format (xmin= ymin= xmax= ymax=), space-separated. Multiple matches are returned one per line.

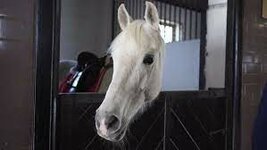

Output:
xmin=0 ymin=18 xmax=3 ymax=49
xmin=263 ymin=0 xmax=267 ymax=18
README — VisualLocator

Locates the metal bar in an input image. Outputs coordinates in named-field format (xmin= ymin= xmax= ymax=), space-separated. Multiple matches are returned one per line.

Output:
xmin=179 ymin=7 xmax=182 ymax=41
xmin=190 ymin=10 xmax=196 ymax=39
xmin=189 ymin=10 xmax=192 ymax=40
xmin=136 ymin=0 xmax=138 ymax=18
xmin=137 ymin=0 xmax=139 ymax=18
xmin=169 ymin=3 xmax=172 ymax=22
xmin=173 ymin=6 xmax=177 ymax=26
xmin=199 ymin=12 xmax=207 ymax=90
xmin=128 ymin=0 xmax=132 ymax=16
xmin=195 ymin=11 xmax=198 ymax=39
xmin=141 ymin=0 xmax=144 ymax=19
xmin=136 ymin=0 xmax=138 ymax=19
xmin=160 ymin=1 xmax=163 ymax=20
xmin=197 ymin=12 xmax=201 ymax=38
xmin=112 ymin=0 xmax=117 ymax=38
xmin=164 ymin=2 xmax=167 ymax=23
xmin=133 ymin=0 xmax=136 ymax=18
xmin=168 ymin=4 xmax=174 ymax=42
xmin=164 ymin=2 xmax=167 ymax=41
xmin=173 ymin=6 xmax=177 ymax=41
xmin=184 ymin=8 xmax=187 ymax=40
xmin=139 ymin=0 xmax=142 ymax=18
xmin=137 ymin=0 xmax=140 ymax=18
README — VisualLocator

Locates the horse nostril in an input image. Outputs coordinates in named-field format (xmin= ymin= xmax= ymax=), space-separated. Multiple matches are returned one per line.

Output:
xmin=105 ymin=115 xmax=120 ymax=131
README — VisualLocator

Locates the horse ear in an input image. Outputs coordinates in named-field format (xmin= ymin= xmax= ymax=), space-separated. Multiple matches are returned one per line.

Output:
xmin=118 ymin=4 xmax=132 ymax=30
xmin=144 ymin=1 xmax=159 ymax=30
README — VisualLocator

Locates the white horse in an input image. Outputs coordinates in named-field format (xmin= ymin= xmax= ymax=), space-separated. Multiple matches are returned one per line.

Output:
xmin=95 ymin=2 xmax=164 ymax=142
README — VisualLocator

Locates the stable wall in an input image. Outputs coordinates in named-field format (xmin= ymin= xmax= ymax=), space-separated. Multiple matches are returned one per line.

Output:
xmin=0 ymin=0 xmax=35 ymax=149
xmin=60 ymin=0 xmax=113 ymax=60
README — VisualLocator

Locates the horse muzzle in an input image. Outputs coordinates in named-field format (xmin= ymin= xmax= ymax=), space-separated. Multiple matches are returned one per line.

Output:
xmin=95 ymin=110 xmax=126 ymax=142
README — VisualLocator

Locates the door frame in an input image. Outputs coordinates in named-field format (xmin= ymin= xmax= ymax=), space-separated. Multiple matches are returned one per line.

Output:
xmin=225 ymin=0 xmax=243 ymax=149
xmin=34 ymin=0 xmax=242 ymax=149
xmin=34 ymin=0 xmax=60 ymax=149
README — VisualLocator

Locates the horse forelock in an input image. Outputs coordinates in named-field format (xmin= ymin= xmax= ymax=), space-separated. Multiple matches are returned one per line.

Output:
xmin=109 ymin=20 xmax=164 ymax=56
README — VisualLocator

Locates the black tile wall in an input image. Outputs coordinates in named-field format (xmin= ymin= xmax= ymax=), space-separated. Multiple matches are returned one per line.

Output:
xmin=241 ymin=0 xmax=267 ymax=149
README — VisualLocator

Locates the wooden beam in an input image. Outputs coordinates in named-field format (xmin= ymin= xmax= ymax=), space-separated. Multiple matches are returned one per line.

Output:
xmin=156 ymin=0 xmax=208 ymax=12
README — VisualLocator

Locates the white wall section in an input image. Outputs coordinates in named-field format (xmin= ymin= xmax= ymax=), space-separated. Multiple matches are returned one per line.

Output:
xmin=205 ymin=0 xmax=227 ymax=89
xmin=162 ymin=40 xmax=200 ymax=91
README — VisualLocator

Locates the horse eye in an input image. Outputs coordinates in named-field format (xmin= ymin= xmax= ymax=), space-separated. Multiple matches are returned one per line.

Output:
xmin=143 ymin=55 xmax=154 ymax=65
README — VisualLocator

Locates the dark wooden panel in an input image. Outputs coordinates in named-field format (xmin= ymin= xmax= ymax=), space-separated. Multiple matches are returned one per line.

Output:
xmin=57 ymin=93 xmax=165 ymax=150
xmin=57 ymin=91 xmax=226 ymax=150
xmin=167 ymin=95 xmax=225 ymax=150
